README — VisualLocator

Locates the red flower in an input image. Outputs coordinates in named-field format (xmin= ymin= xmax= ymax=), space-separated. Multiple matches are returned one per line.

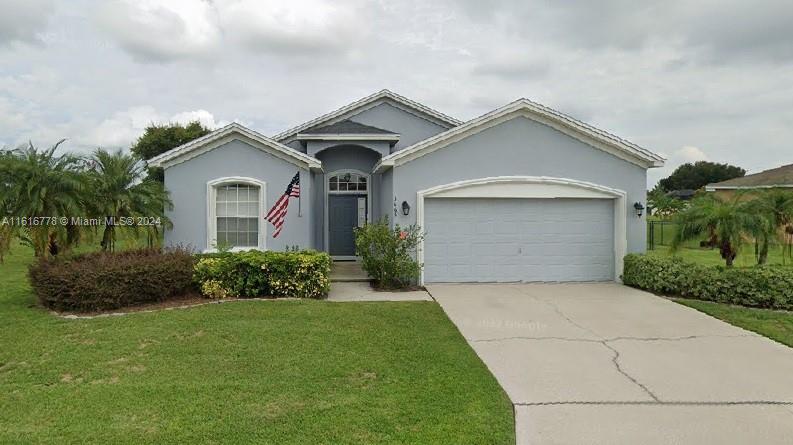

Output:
xmin=399 ymin=231 xmax=408 ymax=240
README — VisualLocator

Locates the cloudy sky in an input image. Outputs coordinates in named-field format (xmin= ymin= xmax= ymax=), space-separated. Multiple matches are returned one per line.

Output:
xmin=2 ymin=0 xmax=792 ymax=186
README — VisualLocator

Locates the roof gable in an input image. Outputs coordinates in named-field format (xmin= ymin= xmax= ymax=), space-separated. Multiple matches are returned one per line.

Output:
xmin=706 ymin=163 xmax=793 ymax=190
xmin=148 ymin=123 xmax=322 ymax=170
xmin=374 ymin=99 xmax=665 ymax=172
xmin=274 ymin=90 xmax=461 ymax=143
xmin=301 ymin=119 xmax=396 ymax=135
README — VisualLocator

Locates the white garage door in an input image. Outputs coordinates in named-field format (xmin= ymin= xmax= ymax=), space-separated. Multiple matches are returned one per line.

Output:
xmin=423 ymin=198 xmax=615 ymax=283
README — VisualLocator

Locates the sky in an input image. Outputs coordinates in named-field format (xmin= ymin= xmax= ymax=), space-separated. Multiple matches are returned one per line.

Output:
xmin=1 ymin=0 xmax=792 ymax=187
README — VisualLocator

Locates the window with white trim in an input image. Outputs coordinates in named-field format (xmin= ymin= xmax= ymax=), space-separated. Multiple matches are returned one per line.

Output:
xmin=328 ymin=172 xmax=367 ymax=192
xmin=215 ymin=184 xmax=259 ymax=247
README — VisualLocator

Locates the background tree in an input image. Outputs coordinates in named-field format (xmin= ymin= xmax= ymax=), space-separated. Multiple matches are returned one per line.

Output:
xmin=87 ymin=149 xmax=172 ymax=251
xmin=0 ymin=141 xmax=86 ymax=258
xmin=743 ymin=189 xmax=793 ymax=264
xmin=658 ymin=161 xmax=745 ymax=192
xmin=131 ymin=121 xmax=211 ymax=181
xmin=672 ymin=194 xmax=756 ymax=267
xmin=647 ymin=188 xmax=685 ymax=219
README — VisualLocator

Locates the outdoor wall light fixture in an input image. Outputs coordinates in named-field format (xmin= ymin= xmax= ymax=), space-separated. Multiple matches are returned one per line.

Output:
xmin=634 ymin=202 xmax=645 ymax=217
xmin=402 ymin=201 xmax=411 ymax=216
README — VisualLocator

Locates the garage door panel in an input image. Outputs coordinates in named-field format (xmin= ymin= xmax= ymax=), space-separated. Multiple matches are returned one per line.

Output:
xmin=424 ymin=198 xmax=614 ymax=283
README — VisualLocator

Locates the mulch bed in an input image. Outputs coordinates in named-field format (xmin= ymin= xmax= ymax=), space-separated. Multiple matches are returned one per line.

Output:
xmin=371 ymin=285 xmax=427 ymax=292
xmin=50 ymin=292 xmax=286 ymax=318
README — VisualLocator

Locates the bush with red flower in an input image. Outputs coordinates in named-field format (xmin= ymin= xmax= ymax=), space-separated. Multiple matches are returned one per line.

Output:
xmin=354 ymin=218 xmax=423 ymax=289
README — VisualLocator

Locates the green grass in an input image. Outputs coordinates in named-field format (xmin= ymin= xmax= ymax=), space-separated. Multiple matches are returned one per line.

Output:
xmin=646 ymin=218 xmax=792 ymax=267
xmin=0 ymin=243 xmax=513 ymax=444
xmin=675 ymin=299 xmax=793 ymax=348
xmin=647 ymin=219 xmax=699 ymax=249
xmin=647 ymin=245 xmax=791 ymax=268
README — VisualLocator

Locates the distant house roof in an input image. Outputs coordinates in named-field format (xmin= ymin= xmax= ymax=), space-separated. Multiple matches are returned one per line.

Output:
xmin=300 ymin=120 xmax=396 ymax=135
xmin=667 ymin=189 xmax=697 ymax=200
xmin=705 ymin=163 xmax=793 ymax=190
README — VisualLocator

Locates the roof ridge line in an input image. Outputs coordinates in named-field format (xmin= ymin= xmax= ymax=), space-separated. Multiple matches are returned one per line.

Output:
xmin=375 ymin=98 xmax=665 ymax=172
xmin=272 ymin=90 xmax=461 ymax=141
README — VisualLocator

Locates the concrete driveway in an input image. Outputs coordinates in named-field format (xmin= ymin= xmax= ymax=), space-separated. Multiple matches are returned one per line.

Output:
xmin=428 ymin=283 xmax=793 ymax=445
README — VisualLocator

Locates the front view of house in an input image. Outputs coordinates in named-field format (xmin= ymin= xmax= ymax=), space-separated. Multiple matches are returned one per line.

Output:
xmin=149 ymin=90 xmax=665 ymax=284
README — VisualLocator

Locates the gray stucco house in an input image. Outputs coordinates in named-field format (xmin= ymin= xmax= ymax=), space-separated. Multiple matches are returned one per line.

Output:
xmin=149 ymin=90 xmax=665 ymax=284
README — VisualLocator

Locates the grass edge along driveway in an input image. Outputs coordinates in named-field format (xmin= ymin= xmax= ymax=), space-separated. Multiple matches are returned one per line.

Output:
xmin=675 ymin=298 xmax=793 ymax=348
xmin=0 ymin=247 xmax=514 ymax=445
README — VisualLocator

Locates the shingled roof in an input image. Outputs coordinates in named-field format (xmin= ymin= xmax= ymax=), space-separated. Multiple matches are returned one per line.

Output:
xmin=300 ymin=119 xmax=396 ymax=135
xmin=706 ymin=163 xmax=793 ymax=189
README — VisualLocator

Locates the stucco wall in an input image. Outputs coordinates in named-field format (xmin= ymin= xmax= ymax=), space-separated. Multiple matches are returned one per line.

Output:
xmin=379 ymin=168 xmax=393 ymax=222
xmin=348 ymin=102 xmax=451 ymax=151
xmin=164 ymin=139 xmax=312 ymax=251
xmin=390 ymin=116 xmax=649 ymax=253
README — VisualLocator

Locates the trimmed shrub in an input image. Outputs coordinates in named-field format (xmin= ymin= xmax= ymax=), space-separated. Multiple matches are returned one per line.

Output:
xmin=354 ymin=219 xmax=422 ymax=289
xmin=193 ymin=250 xmax=330 ymax=299
xmin=622 ymin=254 xmax=793 ymax=310
xmin=29 ymin=248 xmax=195 ymax=312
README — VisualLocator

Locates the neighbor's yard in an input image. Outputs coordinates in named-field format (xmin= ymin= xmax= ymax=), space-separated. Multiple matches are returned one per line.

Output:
xmin=646 ymin=218 xmax=792 ymax=267
xmin=648 ymin=244 xmax=790 ymax=267
xmin=0 ymin=244 xmax=514 ymax=444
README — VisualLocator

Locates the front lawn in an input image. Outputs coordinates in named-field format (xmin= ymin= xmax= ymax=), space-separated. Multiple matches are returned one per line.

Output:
xmin=675 ymin=298 xmax=793 ymax=348
xmin=0 ymin=245 xmax=513 ymax=444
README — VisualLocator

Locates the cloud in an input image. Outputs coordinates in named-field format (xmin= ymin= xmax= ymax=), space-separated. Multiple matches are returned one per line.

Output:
xmin=454 ymin=0 xmax=793 ymax=64
xmin=219 ymin=0 xmax=367 ymax=56
xmin=673 ymin=146 xmax=708 ymax=163
xmin=2 ymin=0 xmax=793 ymax=192
xmin=93 ymin=0 xmax=368 ymax=62
xmin=648 ymin=146 xmax=710 ymax=188
xmin=471 ymin=54 xmax=550 ymax=80
xmin=94 ymin=0 xmax=221 ymax=62
xmin=170 ymin=109 xmax=222 ymax=129
xmin=85 ymin=106 xmax=160 ymax=147
xmin=0 ymin=0 xmax=55 ymax=45
xmin=85 ymin=107 xmax=224 ymax=148
xmin=3 ymin=105 xmax=224 ymax=153
xmin=675 ymin=1 xmax=793 ymax=63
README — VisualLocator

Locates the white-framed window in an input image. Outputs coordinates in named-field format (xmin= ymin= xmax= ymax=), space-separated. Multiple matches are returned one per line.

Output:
xmin=216 ymin=184 xmax=259 ymax=247
xmin=206 ymin=177 xmax=266 ymax=251
xmin=328 ymin=172 xmax=367 ymax=192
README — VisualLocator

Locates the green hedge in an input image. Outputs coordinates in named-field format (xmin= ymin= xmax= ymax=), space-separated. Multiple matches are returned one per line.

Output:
xmin=193 ymin=250 xmax=330 ymax=299
xmin=622 ymin=254 xmax=793 ymax=310
xmin=29 ymin=248 xmax=195 ymax=312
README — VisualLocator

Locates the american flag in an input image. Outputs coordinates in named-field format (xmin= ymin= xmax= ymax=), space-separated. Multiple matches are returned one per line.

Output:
xmin=265 ymin=172 xmax=300 ymax=238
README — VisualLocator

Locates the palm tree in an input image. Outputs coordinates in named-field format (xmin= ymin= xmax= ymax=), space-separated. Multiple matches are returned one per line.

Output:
xmin=671 ymin=194 xmax=757 ymax=267
xmin=87 ymin=149 xmax=172 ymax=251
xmin=0 ymin=140 xmax=86 ymax=257
xmin=744 ymin=189 xmax=793 ymax=264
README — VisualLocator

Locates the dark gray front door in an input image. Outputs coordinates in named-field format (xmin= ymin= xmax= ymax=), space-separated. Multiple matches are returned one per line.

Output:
xmin=329 ymin=195 xmax=364 ymax=256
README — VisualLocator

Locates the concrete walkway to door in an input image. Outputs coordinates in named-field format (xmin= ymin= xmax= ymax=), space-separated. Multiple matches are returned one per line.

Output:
xmin=428 ymin=283 xmax=793 ymax=445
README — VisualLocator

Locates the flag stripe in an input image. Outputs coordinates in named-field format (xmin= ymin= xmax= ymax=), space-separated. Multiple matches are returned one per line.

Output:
xmin=266 ymin=194 xmax=289 ymax=221
xmin=265 ymin=172 xmax=300 ymax=238
xmin=267 ymin=199 xmax=288 ymax=224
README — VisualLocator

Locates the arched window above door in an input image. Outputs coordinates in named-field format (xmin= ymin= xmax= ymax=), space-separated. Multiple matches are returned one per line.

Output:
xmin=328 ymin=172 xmax=367 ymax=192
